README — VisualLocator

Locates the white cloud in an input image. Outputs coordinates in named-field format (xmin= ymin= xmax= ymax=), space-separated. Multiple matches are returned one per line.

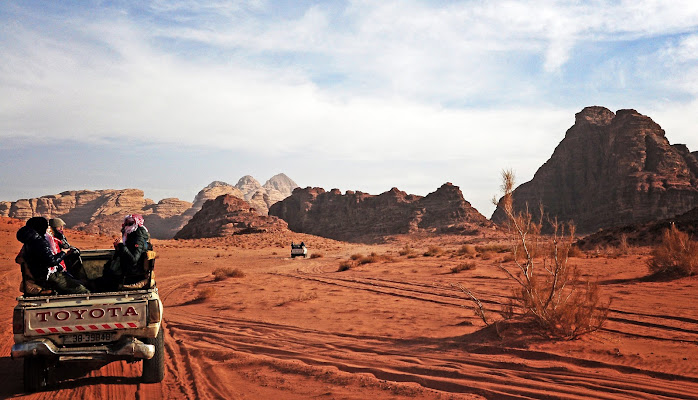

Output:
xmin=1 ymin=0 xmax=698 ymax=210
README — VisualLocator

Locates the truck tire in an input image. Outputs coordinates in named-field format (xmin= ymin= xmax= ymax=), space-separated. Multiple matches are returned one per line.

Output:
xmin=23 ymin=357 xmax=48 ymax=392
xmin=142 ymin=327 xmax=165 ymax=383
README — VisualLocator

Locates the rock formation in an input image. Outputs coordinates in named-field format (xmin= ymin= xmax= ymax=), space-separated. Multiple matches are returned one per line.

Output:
xmin=175 ymin=194 xmax=288 ymax=239
xmin=185 ymin=174 xmax=299 ymax=217
xmin=185 ymin=181 xmax=245 ymax=219
xmin=577 ymin=205 xmax=698 ymax=249
xmin=269 ymin=183 xmax=489 ymax=242
xmin=263 ymin=173 xmax=298 ymax=204
xmin=0 ymin=189 xmax=191 ymax=239
xmin=0 ymin=173 xmax=298 ymax=239
xmin=492 ymin=107 xmax=698 ymax=233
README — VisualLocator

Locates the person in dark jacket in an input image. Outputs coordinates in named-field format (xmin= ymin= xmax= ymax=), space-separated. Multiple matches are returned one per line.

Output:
xmin=102 ymin=214 xmax=151 ymax=290
xmin=16 ymin=217 xmax=89 ymax=295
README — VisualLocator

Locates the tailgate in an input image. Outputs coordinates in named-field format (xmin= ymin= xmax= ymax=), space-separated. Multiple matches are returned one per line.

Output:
xmin=25 ymin=300 xmax=148 ymax=336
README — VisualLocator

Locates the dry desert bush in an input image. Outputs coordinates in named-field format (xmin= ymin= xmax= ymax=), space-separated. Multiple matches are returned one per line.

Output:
xmin=475 ymin=243 xmax=510 ymax=254
xmin=212 ymin=267 xmax=245 ymax=281
xmin=348 ymin=252 xmax=394 ymax=265
xmin=423 ymin=245 xmax=444 ymax=257
xmin=277 ymin=292 xmax=318 ymax=306
xmin=451 ymin=262 xmax=476 ymax=274
xmin=647 ymin=224 xmax=698 ymax=277
xmin=464 ymin=170 xmax=610 ymax=339
xmin=309 ymin=253 xmax=323 ymax=259
xmin=338 ymin=260 xmax=352 ymax=272
xmin=456 ymin=244 xmax=477 ymax=257
xmin=196 ymin=287 xmax=217 ymax=302
xmin=399 ymin=244 xmax=418 ymax=257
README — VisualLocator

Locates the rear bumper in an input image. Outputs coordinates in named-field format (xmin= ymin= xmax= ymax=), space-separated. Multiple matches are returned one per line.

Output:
xmin=11 ymin=337 xmax=154 ymax=361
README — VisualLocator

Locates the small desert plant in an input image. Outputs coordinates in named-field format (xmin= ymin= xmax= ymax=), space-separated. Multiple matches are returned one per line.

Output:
xmin=338 ymin=261 xmax=353 ymax=272
xmin=475 ymin=243 xmax=510 ymax=254
xmin=309 ymin=253 xmax=323 ymax=259
xmin=212 ymin=267 xmax=245 ymax=281
xmin=568 ymin=245 xmax=584 ymax=258
xmin=647 ymin=224 xmax=698 ymax=277
xmin=456 ymin=244 xmax=477 ymax=257
xmin=423 ymin=245 xmax=444 ymax=257
xmin=399 ymin=244 xmax=417 ymax=257
xmin=451 ymin=262 xmax=476 ymax=273
xmin=361 ymin=252 xmax=394 ymax=264
xmin=277 ymin=292 xmax=318 ymax=306
xmin=196 ymin=287 xmax=217 ymax=301
xmin=618 ymin=234 xmax=631 ymax=254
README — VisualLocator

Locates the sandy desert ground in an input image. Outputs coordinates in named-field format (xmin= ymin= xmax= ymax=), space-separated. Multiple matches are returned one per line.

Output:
xmin=1 ymin=216 xmax=697 ymax=399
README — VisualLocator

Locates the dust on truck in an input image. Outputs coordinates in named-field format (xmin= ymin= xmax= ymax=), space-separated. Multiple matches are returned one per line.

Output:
xmin=11 ymin=249 xmax=164 ymax=392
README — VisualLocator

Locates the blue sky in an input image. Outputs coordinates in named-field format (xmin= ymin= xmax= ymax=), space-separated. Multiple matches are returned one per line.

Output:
xmin=1 ymin=1 xmax=697 ymax=217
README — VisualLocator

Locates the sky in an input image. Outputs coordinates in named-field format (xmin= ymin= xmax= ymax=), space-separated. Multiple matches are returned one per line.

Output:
xmin=1 ymin=0 xmax=697 ymax=217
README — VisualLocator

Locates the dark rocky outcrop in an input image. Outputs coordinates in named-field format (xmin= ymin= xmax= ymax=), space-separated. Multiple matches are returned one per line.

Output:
xmin=577 ymin=206 xmax=698 ymax=249
xmin=174 ymin=194 xmax=288 ymax=239
xmin=269 ymin=183 xmax=489 ymax=242
xmin=492 ymin=107 xmax=698 ymax=233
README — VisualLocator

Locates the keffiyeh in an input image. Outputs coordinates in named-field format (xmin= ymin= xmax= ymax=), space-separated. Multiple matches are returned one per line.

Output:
xmin=122 ymin=214 xmax=148 ymax=244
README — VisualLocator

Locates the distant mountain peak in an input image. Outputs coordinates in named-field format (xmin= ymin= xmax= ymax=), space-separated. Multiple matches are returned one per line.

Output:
xmin=205 ymin=180 xmax=233 ymax=189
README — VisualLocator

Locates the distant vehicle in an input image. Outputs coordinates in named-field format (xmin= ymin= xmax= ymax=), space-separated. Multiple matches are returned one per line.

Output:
xmin=12 ymin=249 xmax=164 ymax=392
xmin=290 ymin=242 xmax=307 ymax=258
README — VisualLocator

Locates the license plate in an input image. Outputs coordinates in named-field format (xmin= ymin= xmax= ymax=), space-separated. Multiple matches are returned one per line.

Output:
xmin=63 ymin=331 xmax=117 ymax=345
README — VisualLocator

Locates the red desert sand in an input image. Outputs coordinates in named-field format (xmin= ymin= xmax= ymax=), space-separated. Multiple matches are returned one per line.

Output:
xmin=0 ymin=216 xmax=697 ymax=399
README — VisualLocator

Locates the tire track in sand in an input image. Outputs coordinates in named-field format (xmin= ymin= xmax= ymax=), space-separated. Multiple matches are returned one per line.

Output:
xmin=165 ymin=310 xmax=698 ymax=400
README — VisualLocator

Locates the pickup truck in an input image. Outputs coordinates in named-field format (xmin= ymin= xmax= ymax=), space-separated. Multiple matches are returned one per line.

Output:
xmin=11 ymin=249 xmax=164 ymax=392
xmin=290 ymin=242 xmax=307 ymax=258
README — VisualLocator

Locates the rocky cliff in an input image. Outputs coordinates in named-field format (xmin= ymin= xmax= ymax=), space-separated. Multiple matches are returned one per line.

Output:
xmin=268 ymin=183 xmax=489 ymax=242
xmin=0 ymin=189 xmax=192 ymax=239
xmin=174 ymin=194 xmax=288 ymax=239
xmin=0 ymin=173 xmax=298 ymax=239
xmin=491 ymin=107 xmax=698 ymax=233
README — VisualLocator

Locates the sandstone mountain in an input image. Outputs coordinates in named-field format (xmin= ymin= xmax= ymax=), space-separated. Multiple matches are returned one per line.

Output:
xmin=174 ymin=194 xmax=289 ymax=239
xmin=0 ymin=173 xmax=298 ymax=239
xmin=0 ymin=189 xmax=191 ymax=239
xmin=268 ymin=183 xmax=489 ymax=242
xmin=491 ymin=107 xmax=698 ymax=233
xmin=187 ymin=173 xmax=299 ymax=216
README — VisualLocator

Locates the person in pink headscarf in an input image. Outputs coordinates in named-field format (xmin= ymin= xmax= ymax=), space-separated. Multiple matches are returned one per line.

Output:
xmin=102 ymin=214 xmax=151 ymax=291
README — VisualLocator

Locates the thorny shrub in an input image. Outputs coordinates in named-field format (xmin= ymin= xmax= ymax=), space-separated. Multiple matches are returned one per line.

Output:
xmin=451 ymin=262 xmax=476 ymax=274
xmin=196 ymin=287 xmax=217 ymax=301
xmin=459 ymin=170 xmax=610 ymax=339
xmin=348 ymin=252 xmax=394 ymax=265
xmin=337 ymin=261 xmax=352 ymax=272
xmin=457 ymin=244 xmax=477 ymax=257
xmin=647 ymin=224 xmax=698 ymax=277
xmin=212 ymin=267 xmax=245 ymax=281
xmin=399 ymin=244 xmax=417 ymax=257
xmin=423 ymin=246 xmax=444 ymax=257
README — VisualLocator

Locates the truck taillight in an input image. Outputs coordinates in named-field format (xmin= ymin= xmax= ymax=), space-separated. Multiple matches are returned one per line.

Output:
xmin=148 ymin=299 xmax=161 ymax=323
xmin=13 ymin=309 xmax=24 ymax=334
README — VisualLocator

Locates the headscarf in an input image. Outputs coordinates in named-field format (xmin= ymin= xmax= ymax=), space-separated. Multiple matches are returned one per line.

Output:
xmin=122 ymin=214 xmax=147 ymax=244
